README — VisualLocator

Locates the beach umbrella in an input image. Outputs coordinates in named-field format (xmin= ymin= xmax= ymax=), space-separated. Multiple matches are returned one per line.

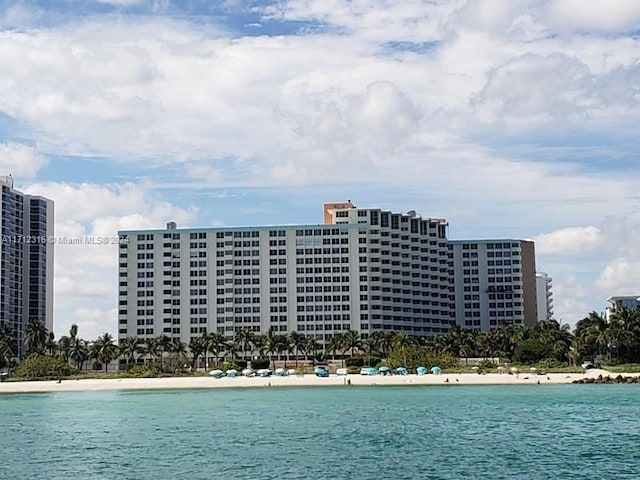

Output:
xmin=529 ymin=367 xmax=537 ymax=373
xmin=497 ymin=366 xmax=507 ymax=372
xmin=225 ymin=369 xmax=238 ymax=378
xmin=416 ymin=366 xmax=427 ymax=376
xmin=286 ymin=369 xmax=297 ymax=376
xmin=242 ymin=368 xmax=254 ymax=377
xmin=395 ymin=367 xmax=408 ymax=375
xmin=274 ymin=368 xmax=286 ymax=376
xmin=257 ymin=369 xmax=271 ymax=377
xmin=510 ymin=367 xmax=519 ymax=374
xmin=209 ymin=369 xmax=224 ymax=378
xmin=379 ymin=366 xmax=390 ymax=372
xmin=471 ymin=366 xmax=480 ymax=370
xmin=430 ymin=366 xmax=442 ymax=375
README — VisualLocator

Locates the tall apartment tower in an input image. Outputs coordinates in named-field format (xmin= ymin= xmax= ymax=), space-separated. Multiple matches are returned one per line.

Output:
xmin=535 ymin=271 xmax=553 ymax=321
xmin=449 ymin=239 xmax=537 ymax=331
xmin=117 ymin=204 xmax=452 ymax=348
xmin=0 ymin=175 xmax=54 ymax=355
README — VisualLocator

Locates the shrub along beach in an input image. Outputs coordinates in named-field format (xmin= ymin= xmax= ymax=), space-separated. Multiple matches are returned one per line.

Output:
xmin=3 ymin=309 xmax=640 ymax=393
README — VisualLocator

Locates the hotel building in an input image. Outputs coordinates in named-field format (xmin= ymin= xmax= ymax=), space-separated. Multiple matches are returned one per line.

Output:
xmin=117 ymin=203 xmax=453 ymax=346
xmin=0 ymin=175 xmax=54 ymax=355
xmin=448 ymin=239 xmax=538 ymax=331
xmin=535 ymin=271 xmax=554 ymax=321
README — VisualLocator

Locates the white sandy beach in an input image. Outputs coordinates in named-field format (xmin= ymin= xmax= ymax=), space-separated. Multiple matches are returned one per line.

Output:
xmin=0 ymin=368 xmax=632 ymax=393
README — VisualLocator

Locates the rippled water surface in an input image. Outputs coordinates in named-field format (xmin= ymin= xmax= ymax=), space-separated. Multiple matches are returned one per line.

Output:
xmin=2 ymin=385 xmax=640 ymax=479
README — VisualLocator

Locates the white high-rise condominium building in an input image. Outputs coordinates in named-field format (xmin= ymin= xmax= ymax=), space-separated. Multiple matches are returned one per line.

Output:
xmin=117 ymin=203 xmax=453 ymax=347
xmin=535 ymin=271 xmax=553 ymax=321
xmin=605 ymin=296 xmax=640 ymax=321
xmin=0 ymin=175 xmax=54 ymax=355
xmin=449 ymin=239 xmax=537 ymax=331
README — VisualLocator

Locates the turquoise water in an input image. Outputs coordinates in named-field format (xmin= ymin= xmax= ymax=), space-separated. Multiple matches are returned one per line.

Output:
xmin=2 ymin=385 xmax=640 ymax=479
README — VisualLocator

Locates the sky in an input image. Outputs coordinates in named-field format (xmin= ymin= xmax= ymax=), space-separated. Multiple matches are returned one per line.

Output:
xmin=1 ymin=0 xmax=639 ymax=340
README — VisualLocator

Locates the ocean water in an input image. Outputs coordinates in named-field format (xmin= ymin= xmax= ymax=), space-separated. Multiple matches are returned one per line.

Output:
xmin=1 ymin=385 xmax=639 ymax=480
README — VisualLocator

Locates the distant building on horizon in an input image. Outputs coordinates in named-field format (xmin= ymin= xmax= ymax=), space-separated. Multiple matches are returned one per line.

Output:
xmin=0 ymin=175 xmax=54 ymax=356
xmin=448 ymin=239 xmax=538 ymax=331
xmin=536 ymin=271 xmax=553 ymax=321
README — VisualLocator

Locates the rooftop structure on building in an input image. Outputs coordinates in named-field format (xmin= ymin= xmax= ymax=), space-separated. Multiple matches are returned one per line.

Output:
xmin=0 ymin=175 xmax=54 ymax=356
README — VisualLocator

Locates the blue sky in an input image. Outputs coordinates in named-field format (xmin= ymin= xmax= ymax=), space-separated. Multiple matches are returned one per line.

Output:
xmin=1 ymin=0 xmax=640 ymax=339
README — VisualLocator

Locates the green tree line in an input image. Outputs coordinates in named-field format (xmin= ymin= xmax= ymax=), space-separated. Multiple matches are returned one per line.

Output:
xmin=2 ymin=308 xmax=640 ymax=376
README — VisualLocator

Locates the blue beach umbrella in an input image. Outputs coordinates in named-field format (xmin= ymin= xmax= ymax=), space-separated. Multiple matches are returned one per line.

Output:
xmin=395 ymin=367 xmax=408 ymax=375
xmin=416 ymin=366 xmax=427 ymax=376
xmin=430 ymin=366 xmax=442 ymax=375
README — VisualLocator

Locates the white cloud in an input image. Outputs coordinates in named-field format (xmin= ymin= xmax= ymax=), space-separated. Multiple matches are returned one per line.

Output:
xmin=0 ymin=143 xmax=47 ymax=177
xmin=348 ymin=81 xmax=419 ymax=146
xmin=597 ymin=257 xmax=640 ymax=290
xmin=185 ymin=163 xmax=224 ymax=185
xmin=546 ymin=0 xmax=640 ymax=33
xmin=97 ymin=0 xmax=148 ymax=6
xmin=473 ymin=53 xmax=595 ymax=125
xmin=534 ymin=226 xmax=602 ymax=255
xmin=552 ymin=275 xmax=593 ymax=325
xmin=70 ymin=307 xmax=119 ymax=341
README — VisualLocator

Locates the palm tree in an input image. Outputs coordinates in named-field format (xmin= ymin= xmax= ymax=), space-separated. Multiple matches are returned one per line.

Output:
xmin=70 ymin=338 xmax=89 ymax=370
xmin=303 ymin=335 xmax=320 ymax=364
xmin=532 ymin=319 xmax=573 ymax=362
xmin=156 ymin=334 xmax=172 ymax=370
xmin=363 ymin=333 xmax=382 ymax=366
xmin=475 ymin=331 xmax=492 ymax=358
xmin=44 ymin=331 xmax=57 ymax=356
xmin=262 ymin=329 xmax=285 ymax=371
xmin=288 ymin=331 xmax=305 ymax=367
xmin=342 ymin=330 xmax=362 ymax=359
xmin=446 ymin=325 xmax=476 ymax=365
xmin=377 ymin=331 xmax=395 ymax=358
xmin=119 ymin=336 xmax=142 ymax=369
xmin=584 ymin=312 xmax=610 ymax=360
xmin=139 ymin=337 xmax=160 ymax=365
xmin=392 ymin=332 xmax=413 ymax=368
xmin=91 ymin=333 xmax=119 ymax=374
xmin=207 ymin=332 xmax=227 ymax=367
xmin=58 ymin=336 xmax=71 ymax=363
xmin=189 ymin=335 xmax=207 ymax=370
xmin=0 ymin=322 xmax=17 ymax=370
xmin=326 ymin=333 xmax=344 ymax=365
xmin=58 ymin=324 xmax=79 ymax=364
xmin=167 ymin=338 xmax=188 ymax=372
xmin=227 ymin=340 xmax=241 ymax=362
xmin=234 ymin=328 xmax=255 ymax=360
xmin=608 ymin=308 xmax=640 ymax=362
xmin=24 ymin=318 xmax=48 ymax=354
